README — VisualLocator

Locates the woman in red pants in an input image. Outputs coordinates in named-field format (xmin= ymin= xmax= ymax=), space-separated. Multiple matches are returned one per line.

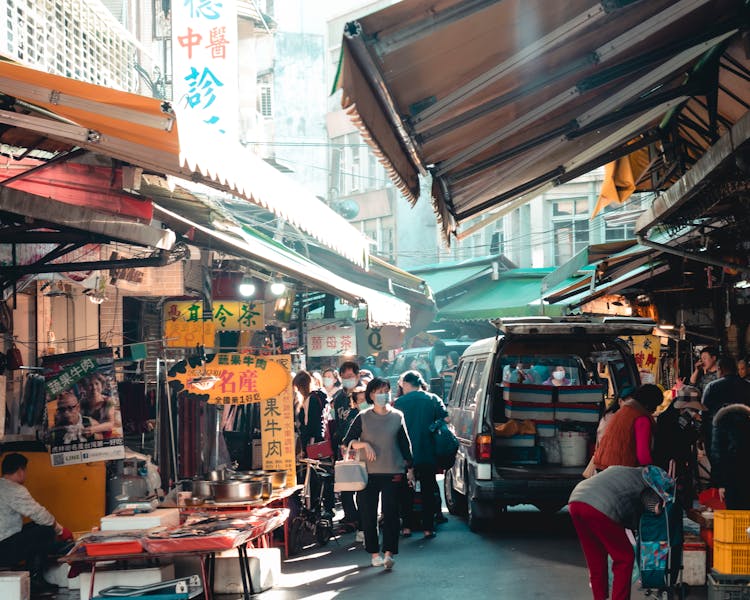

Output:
xmin=568 ymin=465 xmax=668 ymax=600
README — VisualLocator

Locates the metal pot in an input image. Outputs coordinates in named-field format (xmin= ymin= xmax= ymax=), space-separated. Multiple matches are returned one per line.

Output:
xmin=192 ymin=479 xmax=214 ymax=499
xmin=210 ymin=480 xmax=263 ymax=502
xmin=203 ymin=469 xmax=227 ymax=481
xmin=264 ymin=469 xmax=287 ymax=490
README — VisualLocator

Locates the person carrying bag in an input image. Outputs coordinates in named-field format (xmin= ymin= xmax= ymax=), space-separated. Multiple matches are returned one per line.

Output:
xmin=334 ymin=441 xmax=368 ymax=492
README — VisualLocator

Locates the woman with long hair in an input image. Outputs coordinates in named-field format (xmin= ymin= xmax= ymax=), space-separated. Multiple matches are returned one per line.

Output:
xmin=80 ymin=372 xmax=117 ymax=438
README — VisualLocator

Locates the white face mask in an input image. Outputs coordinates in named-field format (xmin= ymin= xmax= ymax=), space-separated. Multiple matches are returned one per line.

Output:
xmin=322 ymin=377 xmax=335 ymax=388
xmin=341 ymin=377 xmax=357 ymax=390
xmin=374 ymin=392 xmax=390 ymax=406
xmin=553 ymin=370 xmax=566 ymax=381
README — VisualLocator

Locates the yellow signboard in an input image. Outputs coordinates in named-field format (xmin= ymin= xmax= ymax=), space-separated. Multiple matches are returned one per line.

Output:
xmin=631 ymin=335 xmax=660 ymax=385
xmin=167 ymin=353 xmax=296 ymax=487
xmin=163 ymin=300 xmax=264 ymax=348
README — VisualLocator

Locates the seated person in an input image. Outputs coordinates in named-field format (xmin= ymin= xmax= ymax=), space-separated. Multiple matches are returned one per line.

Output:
xmin=0 ymin=454 xmax=71 ymax=592
xmin=543 ymin=365 xmax=572 ymax=386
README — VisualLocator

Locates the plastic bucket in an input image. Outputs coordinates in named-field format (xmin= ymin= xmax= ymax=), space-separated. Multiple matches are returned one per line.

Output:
xmin=559 ymin=431 xmax=587 ymax=467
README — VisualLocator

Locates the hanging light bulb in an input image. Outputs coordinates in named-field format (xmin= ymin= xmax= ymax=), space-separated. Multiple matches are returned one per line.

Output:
xmin=238 ymin=276 xmax=256 ymax=297
xmin=270 ymin=280 xmax=286 ymax=296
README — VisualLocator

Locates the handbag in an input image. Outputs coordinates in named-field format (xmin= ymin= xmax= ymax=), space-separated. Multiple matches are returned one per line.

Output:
xmin=6 ymin=344 xmax=22 ymax=371
xmin=334 ymin=441 xmax=368 ymax=492
xmin=429 ymin=419 xmax=459 ymax=470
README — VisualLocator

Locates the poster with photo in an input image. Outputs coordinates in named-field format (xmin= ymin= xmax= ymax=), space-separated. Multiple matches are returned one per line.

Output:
xmin=42 ymin=349 xmax=125 ymax=466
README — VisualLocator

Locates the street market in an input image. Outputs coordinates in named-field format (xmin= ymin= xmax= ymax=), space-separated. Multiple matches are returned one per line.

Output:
xmin=1 ymin=1 xmax=750 ymax=599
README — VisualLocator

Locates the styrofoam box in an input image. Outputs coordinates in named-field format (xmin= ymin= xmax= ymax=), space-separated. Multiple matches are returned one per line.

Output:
xmin=495 ymin=434 xmax=535 ymax=447
xmin=504 ymin=401 xmax=555 ymax=421
xmin=0 ymin=571 xmax=29 ymax=600
xmin=212 ymin=548 xmax=281 ymax=594
xmin=100 ymin=508 xmax=180 ymax=531
xmin=555 ymin=403 xmax=601 ymax=423
xmin=683 ymin=542 xmax=707 ymax=585
xmin=503 ymin=384 xmax=554 ymax=404
xmin=536 ymin=421 xmax=556 ymax=438
xmin=78 ymin=563 xmax=174 ymax=600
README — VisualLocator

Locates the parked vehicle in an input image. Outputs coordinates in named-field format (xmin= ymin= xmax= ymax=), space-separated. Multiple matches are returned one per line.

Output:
xmin=443 ymin=316 xmax=656 ymax=531
xmin=385 ymin=339 xmax=472 ymax=395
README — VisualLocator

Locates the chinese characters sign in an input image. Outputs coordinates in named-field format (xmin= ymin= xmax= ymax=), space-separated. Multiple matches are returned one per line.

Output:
xmin=42 ymin=349 xmax=125 ymax=467
xmin=306 ymin=321 xmax=357 ymax=358
xmin=164 ymin=300 xmax=264 ymax=347
xmin=168 ymin=352 xmax=290 ymax=405
xmin=172 ymin=0 xmax=238 ymax=137
xmin=631 ymin=335 xmax=660 ymax=385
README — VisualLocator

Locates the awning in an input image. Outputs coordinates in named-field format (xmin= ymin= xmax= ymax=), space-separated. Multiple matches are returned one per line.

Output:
xmin=435 ymin=269 xmax=566 ymax=322
xmin=336 ymin=0 xmax=750 ymax=239
xmin=0 ymin=60 xmax=370 ymax=266
xmin=153 ymin=203 xmax=411 ymax=328
xmin=411 ymin=255 xmax=515 ymax=295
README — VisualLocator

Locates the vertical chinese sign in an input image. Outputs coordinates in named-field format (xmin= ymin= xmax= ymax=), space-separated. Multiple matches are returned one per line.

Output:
xmin=172 ymin=0 xmax=238 ymax=138
xmin=631 ymin=335 xmax=661 ymax=385
xmin=42 ymin=349 xmax=125 ymax=466
xmin=168 ymin=353 xmax=296 ymax=486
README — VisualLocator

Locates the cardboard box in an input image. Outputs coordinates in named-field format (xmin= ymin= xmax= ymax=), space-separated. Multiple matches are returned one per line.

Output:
xmin=78 ymin=564 xmax=174 ymax=600
xmin=100 ymin=508 xmax=180 ymax=531
xmin=683 ymin=541 xmax=707 ymax=585
xmin=0 ymin=571 xmax=29 ymax=600
xmin=212 ymin=548 xmax=280 ymax=594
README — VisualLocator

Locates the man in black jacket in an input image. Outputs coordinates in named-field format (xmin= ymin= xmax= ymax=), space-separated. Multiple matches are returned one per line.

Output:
xmin=711 ymin=403 xmax=750 ymax=509
xmin=702 ymin=355 xmax=750 ymax=453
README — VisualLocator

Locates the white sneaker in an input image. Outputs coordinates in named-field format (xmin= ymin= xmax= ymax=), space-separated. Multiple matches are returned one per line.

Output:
xmin=371 ymin=554 xmax=384 ymax=567
xmin=355 ymin=530 xmax=364 ymax=543
xmin=383 ymin=555 xmax=395 ymax=570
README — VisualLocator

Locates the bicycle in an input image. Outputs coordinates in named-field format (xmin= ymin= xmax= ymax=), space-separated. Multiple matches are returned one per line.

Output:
xmin=288 ymin=457 xmax=335 ymax=556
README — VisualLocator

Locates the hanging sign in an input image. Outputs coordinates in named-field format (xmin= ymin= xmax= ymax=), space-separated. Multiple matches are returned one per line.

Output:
xmin=168 ymin=352 xmax=289 ymax=405
xmin=168 ymin=354 xmax=296 ymax=486
xmin=164 ymin=300 xmax=264 ymax=347
xmin=306 ymin=320 xmax=357 ymax=357
xmin=42 ymin=349 xmax=125 ymax=466
xmin=631 ymin=335 xmax=661 ymax=385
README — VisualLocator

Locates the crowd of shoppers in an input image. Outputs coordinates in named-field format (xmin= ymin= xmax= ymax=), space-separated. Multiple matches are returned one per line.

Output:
xmin=292 ymin=357 xmax=451 ymax=570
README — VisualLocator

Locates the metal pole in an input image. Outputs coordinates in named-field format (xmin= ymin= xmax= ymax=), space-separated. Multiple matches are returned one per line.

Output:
xmin=164 ymin=360 xmax=179 ymax=482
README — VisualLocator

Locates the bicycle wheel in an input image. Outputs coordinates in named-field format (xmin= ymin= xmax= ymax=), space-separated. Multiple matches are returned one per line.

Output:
xmin=289 ymin=516 xmax=306 ymax=556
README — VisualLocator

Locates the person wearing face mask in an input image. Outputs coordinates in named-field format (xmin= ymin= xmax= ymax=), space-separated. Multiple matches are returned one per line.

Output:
xmin=342 ymin=378 xmax=412 ymax=570
xmin=331 ymin=362 xmax=361 ymax=530
xmin=394 ymin=370 xmax=449 ymax=539
xmin=543 ymin=365 xmax=571 ymax=386
xmin=336 ymin=385 xmax=367 ymax=534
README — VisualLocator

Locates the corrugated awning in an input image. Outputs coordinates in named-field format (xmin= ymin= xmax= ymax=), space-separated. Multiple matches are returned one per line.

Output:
xmin=336 ymin=0 xmax=750 ymax=240
xmin=153 ymin=203 xmax=411 ymax=328
xmin=0 ymin=60 xmax=371 ymax=267
xmin=436 ymin=269 xmax=565 ymax=322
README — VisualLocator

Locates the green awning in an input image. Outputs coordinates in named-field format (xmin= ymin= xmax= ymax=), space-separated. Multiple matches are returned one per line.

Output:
xmin=420 ymin=264 xmax=489 ymax=294
xmin=436 ymin=269 xmax=565 ymax=322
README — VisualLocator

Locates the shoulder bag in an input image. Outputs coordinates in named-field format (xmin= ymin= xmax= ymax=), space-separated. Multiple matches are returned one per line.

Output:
xmin=429 ymin=419 xmax=459 ymax=470
xmin=334 ymin=441 xmax=368 ymax=492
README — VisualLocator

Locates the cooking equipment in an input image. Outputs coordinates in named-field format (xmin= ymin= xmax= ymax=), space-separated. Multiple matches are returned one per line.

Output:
xmin=203 ymin=469 xmax=227 ymax=482
xmin=265 ymin=470 xmax=287 ymax=489
xmin=191 ymin=479 xmax=214 ymax=499
xmin=210 ymin=480 xmax=263 ymax=502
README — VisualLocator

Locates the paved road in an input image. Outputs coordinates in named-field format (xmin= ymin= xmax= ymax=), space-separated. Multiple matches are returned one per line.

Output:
xmin=256 ymin=480 xmax=709 ymax=600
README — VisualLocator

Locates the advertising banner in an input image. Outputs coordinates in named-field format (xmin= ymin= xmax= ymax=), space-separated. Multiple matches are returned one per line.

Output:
xmin=631 ymin=335 xmax=660 ymax=385
xmin=168 ymin=353 xmax=296 ymax=486
xmin=164 ymin=300 xmax=264 ymax=347
xmin=42 ymin=349 xmax=124 ymax=466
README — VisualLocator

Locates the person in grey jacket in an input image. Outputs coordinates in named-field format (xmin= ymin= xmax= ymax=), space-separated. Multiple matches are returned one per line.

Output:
xmin=343 ymin=377 xmax=412 ymax=570
xmin=568 ymin=466 xmax=666 ymax=600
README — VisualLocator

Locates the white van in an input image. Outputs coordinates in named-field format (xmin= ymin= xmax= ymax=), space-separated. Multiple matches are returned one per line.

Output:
xmin=443 ymin=316 xmax=656 ymax=531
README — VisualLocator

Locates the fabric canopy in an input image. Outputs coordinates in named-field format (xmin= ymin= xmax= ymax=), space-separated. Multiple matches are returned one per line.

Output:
xmin=336 ymin=0 xmax=750 ymax=239
xmin=0 ymin=60 xmax=371 ymax=266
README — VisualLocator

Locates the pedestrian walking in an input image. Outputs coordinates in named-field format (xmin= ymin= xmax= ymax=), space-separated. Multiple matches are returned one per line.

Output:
xmin=394 ymin=370 xmax=448 ymax=538
xmin=593 ymin=384 xmax=662 ymax=470
xmin=569 ymin=465 xmax=673 ymax=600
xmin=710 ymin=403 xmax=750 ymax=509
xmin=342 ymin=377 xmax=412 ymax=570
xmin=332 ymin=361 xmax=361 ymax=528
xmin=701 ymin=355 xmax=750 ymax=454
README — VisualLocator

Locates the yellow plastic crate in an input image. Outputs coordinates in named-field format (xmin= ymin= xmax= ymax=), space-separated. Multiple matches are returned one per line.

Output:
xmin=715 ymin=541 xmax=750 ymax=575
xmin=715 ymin=511 xmax=750 ymax=544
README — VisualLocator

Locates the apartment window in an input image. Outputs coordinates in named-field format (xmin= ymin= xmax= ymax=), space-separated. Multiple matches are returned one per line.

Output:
xmin=367 ymin=154 xmax=377 ymax=190
xmin=551 ymin=198 xmax=589 ymax=265
xmin=603 ymin=204 xmax=636 ymax=241
xmin=257 ymin=81 xmax=273 ymax=118
xmin=380 ymin=227 xmax=394 ymax=260
xmin=347 ymin=133 xmax=360 ymax=193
